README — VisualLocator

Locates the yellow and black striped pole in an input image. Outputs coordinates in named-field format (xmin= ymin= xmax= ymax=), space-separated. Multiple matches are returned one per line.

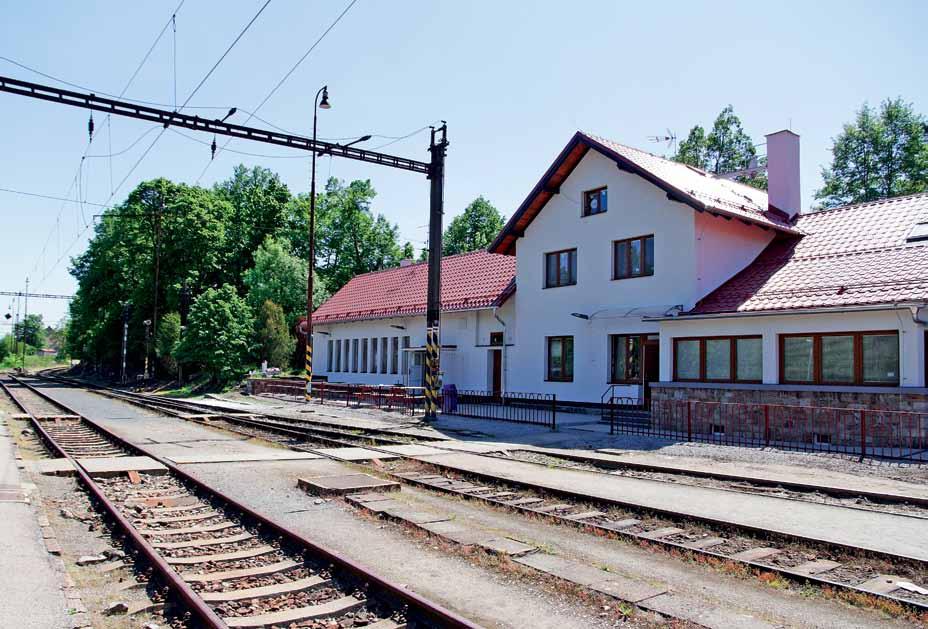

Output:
xmin=423 ymin=125 xmax=448 ymax=420
xmin=304 ymin=333 xmax=313 ymax=401
xmin=424 ymin=325 xmax=441 ymax=416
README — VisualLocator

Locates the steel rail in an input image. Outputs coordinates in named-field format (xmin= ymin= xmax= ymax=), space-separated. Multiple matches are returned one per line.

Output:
xmin=0 ymin=75 xmax=431 ymax=175
xmin=0 ymin=377 xmax=227 ymax=628
xmin=14 ymin=375 xmax=480 ymax=629
xmin=35 ymin=375 xmax=928 ymax=616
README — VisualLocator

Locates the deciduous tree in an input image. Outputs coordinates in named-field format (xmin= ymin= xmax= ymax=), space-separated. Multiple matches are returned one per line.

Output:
xmin=673 ymin=106 xmax=765 ymax=189
xmin=442 ymin=197 xmax=505 ymax=255
xmin=255 ymin=300 xmax=292 ymax=369
xmin=177 ymin=285 xmax=254 ymax=384
xmin=816 ymin=98 xmax=928 ymax=208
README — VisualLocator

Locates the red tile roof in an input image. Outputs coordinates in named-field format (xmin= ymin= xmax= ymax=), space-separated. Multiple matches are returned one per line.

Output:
xmin=311 ymin=251 xmax=516 ymax=324
xmin=690 ymin=193 xmax=928 ymax=314
xmin=490 ymin=131 xmax=797 ymax=255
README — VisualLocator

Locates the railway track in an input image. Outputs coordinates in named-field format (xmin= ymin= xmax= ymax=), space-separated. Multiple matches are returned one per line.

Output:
xmin=32 ymin=374 xmax=928 ymax=616
xmin=3 ymin=375 xmax=476 ymax=629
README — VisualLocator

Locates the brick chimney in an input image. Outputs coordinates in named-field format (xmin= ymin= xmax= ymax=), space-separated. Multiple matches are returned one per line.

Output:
xmin=765 ymin=129 xmax=801 ymax=218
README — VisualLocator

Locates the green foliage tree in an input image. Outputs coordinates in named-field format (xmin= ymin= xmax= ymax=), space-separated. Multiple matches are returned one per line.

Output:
xmin=177 ymin=285 xmax=254 ymax=384
xmin=442 ymin=196 xmax=505 ymax=255
xmin=15 ymin=314 xmax=46 ymax=349
xmin=0 ymin=335 xmax=9 ymax=362
xmin=673 ymin=105 xmax=765 ymax=189
xmin=156 ymin=312 xmax=181 ymax=376
xmin=255 ymin=300 xmax=292 ymax=369
xmin=243 ymin=237 xmax=326 ymax=324
xmin=213 ymin=165 xmax=293 ymax=284
xmin=284 ymin=178 xmax=408 ymax=293
xmin=816 ymin=98 xmax=928 ymax=208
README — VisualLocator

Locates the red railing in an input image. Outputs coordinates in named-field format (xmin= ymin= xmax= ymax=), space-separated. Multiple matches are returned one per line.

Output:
xmin=609 ymin=398 xmax=928 ymax=462
xmin=249 ymin=379 xmax=426 ymax=416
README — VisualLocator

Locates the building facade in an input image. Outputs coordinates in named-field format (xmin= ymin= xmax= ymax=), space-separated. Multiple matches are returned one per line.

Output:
xmin=313 ymin=130 xmax=928 ymax=408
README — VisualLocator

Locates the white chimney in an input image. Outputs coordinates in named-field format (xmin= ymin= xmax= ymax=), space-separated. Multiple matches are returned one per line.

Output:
xmin=765 ymin=129 xmax=801 ymax=218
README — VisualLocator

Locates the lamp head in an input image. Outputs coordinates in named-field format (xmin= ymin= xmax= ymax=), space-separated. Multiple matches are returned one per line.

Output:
xmin=319 ymin=86 xmax=331 ymax=110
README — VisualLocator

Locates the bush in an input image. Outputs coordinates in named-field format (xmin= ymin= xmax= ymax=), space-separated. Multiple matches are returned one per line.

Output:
xmin=177 ymin=285 xmax=254 ymax=384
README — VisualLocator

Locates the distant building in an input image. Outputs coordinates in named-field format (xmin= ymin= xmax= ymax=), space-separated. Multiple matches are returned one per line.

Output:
xmin=313 ymin=129 xmax=928 ymax=409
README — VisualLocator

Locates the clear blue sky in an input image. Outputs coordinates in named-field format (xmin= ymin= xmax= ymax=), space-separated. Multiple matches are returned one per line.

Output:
xmin=2 ymin=0 xmax=926 ymax=327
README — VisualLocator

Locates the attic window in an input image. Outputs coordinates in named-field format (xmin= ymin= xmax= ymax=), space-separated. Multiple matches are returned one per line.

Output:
xmin=907 ymin=222 xmax=928 ymax=243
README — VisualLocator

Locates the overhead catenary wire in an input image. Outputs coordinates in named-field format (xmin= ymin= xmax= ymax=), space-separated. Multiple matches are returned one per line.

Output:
xmin=196 ymin=0 xmax=359 ymax=183
xmin=33 ymin=0 xmax=273 ymax=286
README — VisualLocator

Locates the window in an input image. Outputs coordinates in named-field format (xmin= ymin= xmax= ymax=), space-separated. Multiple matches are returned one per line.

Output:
xmin=391 ymin=337 xmax=399 ymax=374
xmin=908 ymin=222 xmax=928 ymax=243
xmin=610 ymin=334 xmax=642 ymax=383
xmin=370 ymin=337 xmax=378 ymax=374
xmin=780 ymin=331 xmax=900 ymax=386
xmin=545 ymin=249 xmax=577 ymax=288
xmin=613 ymin=235 xmax=654 ymax=279
xmin=326 ymin=339 xmax=333 ymax=371
xmin=361 ymin=338 xmax=368 ymax=372
xmin=334 ymin=340 xmax=342 ymax=372
xmin=402 ymin=336 xmax=410 ymax=374
xmin=673 ymin=336 xmax=762 ymax=383
xmin=490 ymin=331 xmax=504 ymax=346
xmin=582 ymin=187 xmax=607 ymax=216
xmin=546 ymin=336 xmax=574 ymax=381
xmin=380 ymin=337 xmax=388 ymax=373
xmin=352 ymin=339 xmax=359 ymax=372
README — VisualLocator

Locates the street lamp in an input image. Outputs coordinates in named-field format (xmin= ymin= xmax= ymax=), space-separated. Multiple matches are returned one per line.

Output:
xmin=143 ymin=319 xmax=152 ymax=381
xmin=305 ymin=86 xmax=329 ymax=401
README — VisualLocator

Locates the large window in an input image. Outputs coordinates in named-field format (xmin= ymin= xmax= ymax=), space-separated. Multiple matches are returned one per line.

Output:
xmin=546 ymin=336 xmax=574 ymax=382
xmin=361 ymin=338 xmax=368 ymax=372
xmin=613 ymin=235 xmax=654 ymax=280
xmin=582 ymin=187 xmax=607 ymax=216
xmin=391 ymin=337 xmax=399 ymax=374
xmin=673 ymin=336 xmax=762 ymax=383
xmin=370 ymin=337 xmax=378 ymax=374
xmin=780 ymin=332 xmax=899 ymax=385
xmin=402 ymin=336 xmax=410 ymax=375
xmin=610 ymin=334 xmax=642 ymax=383
xmin=351 ymin=339 xmax=359 ymax=372
xmin=545 ymin=249 xmax=577 ymax=288
xmin=326 ymin=339 xmax=333 ymax=371
xmin=334 ymin=339 xmax=342 ymax=372
xmin=380 ymin=337 xmax=388 ymax=373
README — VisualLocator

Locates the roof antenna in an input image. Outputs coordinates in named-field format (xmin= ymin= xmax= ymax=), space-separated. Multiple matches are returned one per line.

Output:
xmin=648 ymin=129 xmax=676 ymax=153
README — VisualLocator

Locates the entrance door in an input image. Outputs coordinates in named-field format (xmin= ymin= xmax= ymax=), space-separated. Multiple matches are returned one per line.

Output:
xmin=491 ymin=349 xmax=502 ymax=396
xmin=643 ymin=340 xmax=659 ymax=402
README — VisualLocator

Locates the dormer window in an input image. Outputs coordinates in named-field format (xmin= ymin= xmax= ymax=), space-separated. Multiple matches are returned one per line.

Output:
xmin=907 ymin=222 xmax=928 ymax=243
xmin=583 ymin=187 xmax=607 ymax=216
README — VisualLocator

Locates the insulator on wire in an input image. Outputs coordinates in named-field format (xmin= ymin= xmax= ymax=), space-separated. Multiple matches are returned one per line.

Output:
xmin=211 ymin=135 xmax=217 ymax=160
xmin=88 ymin=113 xmax=94 ymax=141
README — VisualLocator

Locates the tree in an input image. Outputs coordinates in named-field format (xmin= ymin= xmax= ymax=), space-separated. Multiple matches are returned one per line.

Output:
xmin=284 ymin=178 xmax=408 ymax=293
xmin=442 ymin=197 xmax=505 ymax=255
xmin=177 ymin=285 xmax=254 ymax=384
xmin=15 ymin=314 xmax=46 ymax=349
xmin=255 ymin=300 xmax=292 ymax=369
xmin=673 ymin=106 xmax=765 ymax=189
xmin=816 ymin=98 xmax=928 ymax=208
xmin=0 ymin=336 xmax=9 ymax=362
xmin=213 ymin=165 xmax=293 ymax=284
xmin=156 ymin=312 xmax=181 ymax=376
xmin=244 ymin=237 xmax=327 ymax=326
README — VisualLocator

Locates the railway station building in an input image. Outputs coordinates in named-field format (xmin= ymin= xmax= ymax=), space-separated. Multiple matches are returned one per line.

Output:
xmin=313 ymin=129 xmax=928 ymax=410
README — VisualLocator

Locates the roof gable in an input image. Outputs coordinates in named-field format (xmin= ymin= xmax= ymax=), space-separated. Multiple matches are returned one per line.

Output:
xmin=490 ymin=131 xmax=797 ymax=255
xmin=312 ymin=251 xmax=516 ymax=324
xmin=690 ymin=192 xmax=928 ymax=314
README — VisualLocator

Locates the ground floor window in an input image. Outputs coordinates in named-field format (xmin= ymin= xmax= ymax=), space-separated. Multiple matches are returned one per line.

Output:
xmin=391 ymin=337 xmax=399 ymax=374
xmin=351 ymin=339 xmax=359 ymax=372
xmin=370 ymin=338 xmax=378 ymax=374
xmin=780 ymin=331 xmax=899 ymax=385
xmin=361 ymin=338 xmax=368 ymax=372
xmin=673 ymin=336 xmax=762 ymax=383
xmin=546 ymin=336 xmax=574 ymax=381
xmin=326 ymin=339 xmax=333 ymax=371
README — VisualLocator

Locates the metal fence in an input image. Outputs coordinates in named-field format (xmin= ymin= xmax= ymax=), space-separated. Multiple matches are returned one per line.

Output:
xmin=608 ymin=398 xmax=928 ymax=462
xmin=249 ymin=379 xmax=425 ymax=416
xmin=444 ymin=390 xmax=557 ymax=430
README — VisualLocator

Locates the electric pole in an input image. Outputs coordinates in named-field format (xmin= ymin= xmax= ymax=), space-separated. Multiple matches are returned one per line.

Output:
xmin=424 ymin=124 xmax=448 ymax=420
xmin=20 ymin=277 xmax=28 ymax=371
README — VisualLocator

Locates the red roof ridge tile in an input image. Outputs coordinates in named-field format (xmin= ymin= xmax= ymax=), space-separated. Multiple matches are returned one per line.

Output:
xmin=799 ymin=191 xmax=928 ymax=217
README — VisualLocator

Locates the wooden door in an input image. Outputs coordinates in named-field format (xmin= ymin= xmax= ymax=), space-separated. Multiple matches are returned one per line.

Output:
xmin=643 ymin=340 xmax=659 ymax=402
xmin=491 ymin=350 xmax=502 ymax=395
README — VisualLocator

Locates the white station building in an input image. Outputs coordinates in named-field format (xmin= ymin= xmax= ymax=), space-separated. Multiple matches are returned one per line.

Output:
xmin=313 ymin=130 xmax=928 ymax=409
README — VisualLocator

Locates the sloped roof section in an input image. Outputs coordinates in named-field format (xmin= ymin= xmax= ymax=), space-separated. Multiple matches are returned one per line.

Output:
xmin=690 ymin=193 xmax=928 ymax=314
xmin=312 ymin=251 xmax=516 ymax=324
xmin=490 ymin=131 xmax=797 ymax=255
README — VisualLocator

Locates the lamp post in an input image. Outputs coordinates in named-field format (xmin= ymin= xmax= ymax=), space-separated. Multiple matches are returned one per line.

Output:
xmin=305 ymin=86 xmax=330 ymax=401
xmin=143 ymin=319 xmax=152 ymax=380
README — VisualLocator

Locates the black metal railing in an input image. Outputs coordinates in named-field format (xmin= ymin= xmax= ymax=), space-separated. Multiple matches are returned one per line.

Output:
xmin=444 ymin=390 xmax=556 ymax=430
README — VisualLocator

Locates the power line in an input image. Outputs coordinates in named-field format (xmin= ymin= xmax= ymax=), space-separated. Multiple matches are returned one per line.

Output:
xmin=197 ymin=0 xmax=358 ymax=183
xmin=0 ymin=186 xmax=116 ymax=209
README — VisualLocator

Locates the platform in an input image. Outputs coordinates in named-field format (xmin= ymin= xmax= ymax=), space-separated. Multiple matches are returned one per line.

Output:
xmin=414 ymin=451 xmax=928 ymax=562
xmin=77 ymin=455 xmax=167 ymax=476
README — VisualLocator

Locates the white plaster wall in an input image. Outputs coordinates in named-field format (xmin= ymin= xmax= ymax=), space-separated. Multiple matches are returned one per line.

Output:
xmin=315 ymin=306 xmax=509 ymax=391
xmin=694 ymin=211 xmax=775 ymax=301
xmin=511 ymin=150 xmax=700 ymax=401
xmin=657 ymin=308 xmax=925 ymax=387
